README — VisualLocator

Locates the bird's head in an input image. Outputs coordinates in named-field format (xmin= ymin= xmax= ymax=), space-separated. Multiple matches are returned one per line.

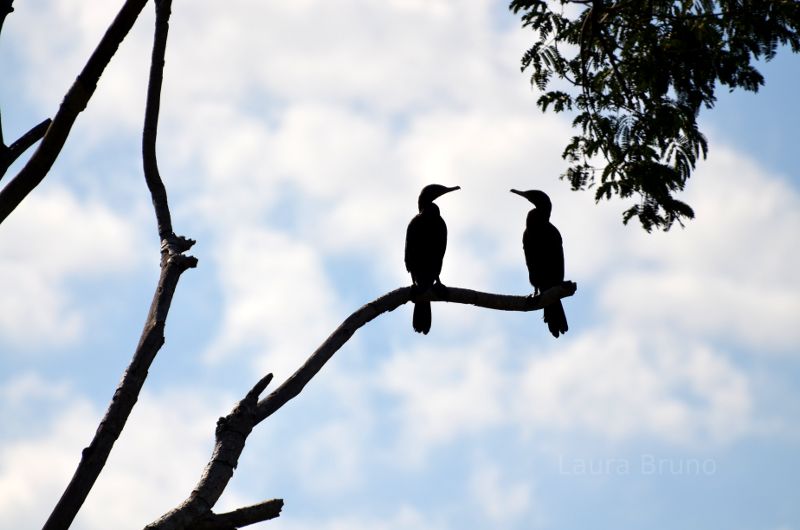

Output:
xmin=511 ymin=189 xmax=552 ymax=215
xmin=418 ymin=184 xmax=460 ymax=210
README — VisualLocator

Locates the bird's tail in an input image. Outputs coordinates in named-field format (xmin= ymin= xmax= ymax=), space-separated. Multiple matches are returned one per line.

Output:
xmin=413 ymin=300 xmax=432 ymax=334
xmin=544 ymin=301 xmax=568 ymax=338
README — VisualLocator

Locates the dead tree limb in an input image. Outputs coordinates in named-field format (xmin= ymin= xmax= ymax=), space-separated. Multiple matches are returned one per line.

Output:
xmin=0 ymin=0 xmax=13 ymax=37
xmin=0 ymin=0 xmax=151 ymax=225
xmin=142 ymin=0 xmax=175 ymax=240
xmin=0 ymin=119 xmax=52 ymax=175
xmin=41 ymin=1 xmax=196 ymax=528
xmin=42 ymin=252 xmax=196 ymax=530
xmin=255 ymin=282 xmax=578 ymax=422
xmin=145 ymin=375 xmax=278 ymax=530
xmin=146 ymin=282 xmax=577 ymax=530
xmin=188 ymin=500 xmax=285 ymax=530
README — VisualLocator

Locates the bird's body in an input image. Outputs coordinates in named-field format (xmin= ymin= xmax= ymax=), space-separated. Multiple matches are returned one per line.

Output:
xmin=522 ymin=208 xmax=564 ymax=294
xmin=512 ymin=189 xmax=568 ymax=338
xmin=405 ymin=204 xmax=448 ymax=289
xmin=405 ymin=184 xmax=460 ymax=334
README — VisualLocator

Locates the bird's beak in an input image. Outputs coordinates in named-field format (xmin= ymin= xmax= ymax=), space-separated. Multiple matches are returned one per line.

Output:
xmin=510 ymin=189 xmax=525 ymax=197
xmin=436 ymin=185 xmax=460 ymax=199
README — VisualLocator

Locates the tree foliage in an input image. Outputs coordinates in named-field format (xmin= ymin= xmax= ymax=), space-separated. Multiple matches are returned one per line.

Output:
xmin=510 ymin=0 xmax=800 ymax=230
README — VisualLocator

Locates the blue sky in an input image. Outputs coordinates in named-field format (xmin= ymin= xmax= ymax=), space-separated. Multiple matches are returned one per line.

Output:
xmin=1 ymin=1 xmax=799 ymax=529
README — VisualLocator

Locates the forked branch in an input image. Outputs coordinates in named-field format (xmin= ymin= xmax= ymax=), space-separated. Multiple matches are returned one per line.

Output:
xmin=41 ymin=1 xmax=196 ymax=528
xmin=0 ymin=119 xmax=52 ymax=179
xmin=0 ymin=0 xmax=151 ymax=225
xmin=0 ymin=3 xmax=52 ymax=179
xmin=146 ymin=282 xmax=577 ymax=529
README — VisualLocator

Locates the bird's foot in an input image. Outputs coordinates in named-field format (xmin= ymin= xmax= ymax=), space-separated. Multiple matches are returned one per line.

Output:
xmin=526 ymin=288 xmax=541 ymax=304
xmin=410 ymin=283 xmax=435 ymax=301
xmin=560 ymin=280 xmax=577 ymax=294
xmin=432 ymin=280 xmax=448 ymax=295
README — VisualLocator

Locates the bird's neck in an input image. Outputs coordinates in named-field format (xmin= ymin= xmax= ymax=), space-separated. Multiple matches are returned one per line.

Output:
xmin=529 ymin=207 xmax=550 ymax=224
xmin=419 ymin=202 xmax=440 ymax=215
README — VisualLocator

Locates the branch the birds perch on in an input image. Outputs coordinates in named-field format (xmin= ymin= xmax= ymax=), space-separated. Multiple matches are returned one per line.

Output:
xmin=147 ymin=281 xmax=577 ymax=529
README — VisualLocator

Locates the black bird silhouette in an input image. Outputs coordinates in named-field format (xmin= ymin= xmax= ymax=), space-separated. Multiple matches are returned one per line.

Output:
xmin=405 ymin=184 xmax=460 ymax=334
xmin=511 ymin=189 xmax=568 ymax=338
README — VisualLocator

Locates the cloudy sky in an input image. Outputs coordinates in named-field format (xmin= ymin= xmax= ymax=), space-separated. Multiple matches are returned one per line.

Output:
xmin=1 ymin=1 xmax=799 ymax=529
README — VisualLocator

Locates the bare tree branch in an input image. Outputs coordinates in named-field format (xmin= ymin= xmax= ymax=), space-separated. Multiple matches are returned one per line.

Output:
xmin=7 ymin=118 xmax=52 ymax=162
xmin=142 ymin=0 xmax=175 ymax=240
xmin=255 ymin=282 xmax=578 ymax=423
xmin=0 ymin=0 xmax=151 ymax=225
xmin=1 ymin=119 xmax=52 ymax=179
xmin=0 ymin=0 xmax=13 ymax=37
xmin=145 ymin=375 xmax=279 ymax=530
xmin=42 ymin=1 xmax=195 ymax=528
xmin=189 ymin=500 xmax=284 ymax=530
xmin=146 ymin=282 xmax=577 ymax=529
xmin=0 ymin=1 xmax=52 ymax=180
xmin=43 ymin=252 xmax=196 ymax=530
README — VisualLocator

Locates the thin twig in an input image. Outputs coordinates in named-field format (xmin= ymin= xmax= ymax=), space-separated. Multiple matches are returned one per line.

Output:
xmin=1 ymin=119 xmax=52 ymax=179
xmin=189 ymin=500 xmax=284 ymax=530
xmin=142 ymin=0 xmax=174 ymax=240
xmin=7 ymin=119 xmax=52 ymax=161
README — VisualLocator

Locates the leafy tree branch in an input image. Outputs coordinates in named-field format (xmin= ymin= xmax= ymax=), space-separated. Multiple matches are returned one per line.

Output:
xmin=510 ymin=0 xmax=800 ymax=230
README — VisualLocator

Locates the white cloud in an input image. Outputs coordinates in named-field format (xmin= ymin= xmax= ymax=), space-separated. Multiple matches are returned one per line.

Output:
xmin=516 ymin=328 xmax=753 ymax=444
xmin=275 ymin=505 xmax=446 ymax=530
xmin=0 ymin=186 xmax=144 ymax=349
xmin=164 ymin=0 xmax=505 ymax=113
xmin=601 ymin=270 xmax=800 ymax=352
xmin=0 ymin=372 xmax=72 ymax=406
xmin=469 ymin=462 xmax=533 ymax=524
xmin=204 ymin=226 xmax=341 ymax=381
xmin=378 ymin=339 xmax=508 ymax=463
xmin=293 ymin=422 xmax=365 ymax=496
xmin=372 ymin=324 xmax=752 ymax=467
xmin=0 ymin=397 xmax=98 ymax=528
xmin=0 ymin=373 xmax=76 ymax=440
xmin=600 ymin=147 xmax=800 ymax=353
